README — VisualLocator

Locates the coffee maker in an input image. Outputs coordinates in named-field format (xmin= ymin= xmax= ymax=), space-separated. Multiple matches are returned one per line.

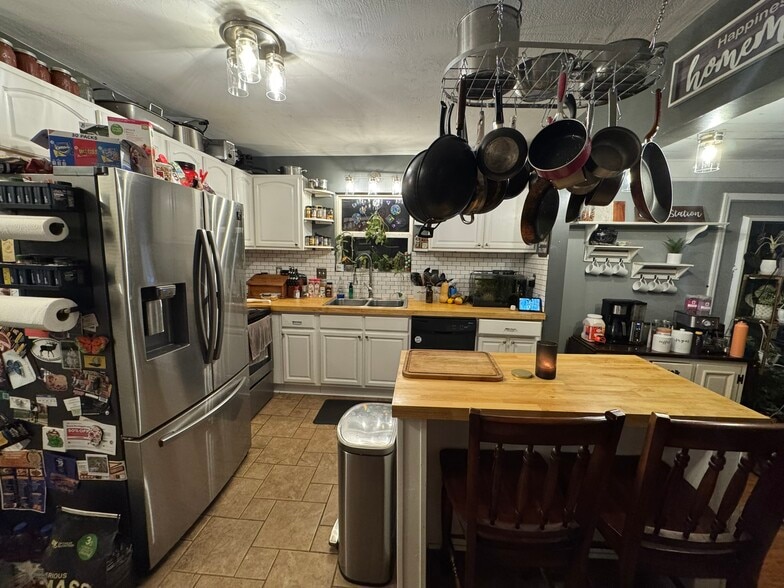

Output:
xmin=601 ymin=299 xmax=648 ymax=344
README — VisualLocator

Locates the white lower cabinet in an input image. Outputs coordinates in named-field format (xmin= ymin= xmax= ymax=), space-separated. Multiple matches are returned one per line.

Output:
xmin=476 ymin=320 xmax=542 ymax=353
xmin=321 ymin=329 xmax=363 ymax=386
xmin=649 ymin=358 xmax=746 ymax=403
xmin=364 ymin=331 xmax=409 ymax=387
xmin=280 ymin=315 xmax=319 ymax=385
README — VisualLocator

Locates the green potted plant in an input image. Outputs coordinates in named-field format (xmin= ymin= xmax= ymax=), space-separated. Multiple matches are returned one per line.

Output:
xmin=754 ymin=231 xmax=784 ymax=275
xmin=364 ymin=212 xmax=388 ymax=246
xmin=664 ymin=236 xmax=686 ymax=264
xmin=746 ymin=283 xmax=778 ymax=321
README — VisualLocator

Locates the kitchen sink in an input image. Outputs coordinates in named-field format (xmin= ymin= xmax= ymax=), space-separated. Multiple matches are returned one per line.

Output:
xmin=324 ymin=298 xmax=371 ymax=306
xmin=323 ymin=298 xmax=407 ymax=308
xmin=366 ymin=299 xmax=407 ymax=308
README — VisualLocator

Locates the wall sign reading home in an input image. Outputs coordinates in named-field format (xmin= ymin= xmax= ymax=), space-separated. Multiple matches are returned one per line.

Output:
xmin=669 ymin=0 xmax=784 ymax=106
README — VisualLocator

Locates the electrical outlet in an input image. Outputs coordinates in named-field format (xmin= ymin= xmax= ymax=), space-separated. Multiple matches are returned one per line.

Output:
xmin=316 ymin=268 xmax=327 ymax=279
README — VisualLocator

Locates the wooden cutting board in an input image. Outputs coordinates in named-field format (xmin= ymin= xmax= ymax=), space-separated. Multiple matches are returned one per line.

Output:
xmin=402 ymin=350 xmax=504 ymax=381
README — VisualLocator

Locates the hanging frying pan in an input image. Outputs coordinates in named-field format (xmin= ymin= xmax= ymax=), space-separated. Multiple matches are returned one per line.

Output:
xmin=528 ymin=72 xmax=591 ymax=184
xmin=462 ymin=108 xmax=508 ymax=223
xmin=580 ymin=94 xmax=624 ymax=207
xmin=629 ymin=89 xmax=672 ymax=223
xmin=476 ymin=82 xmax=528 ymax=181
xmin=520 ymin=174 xmax=559 ymax=245
xmin=585 ymin=88 xmax=641 ymax=179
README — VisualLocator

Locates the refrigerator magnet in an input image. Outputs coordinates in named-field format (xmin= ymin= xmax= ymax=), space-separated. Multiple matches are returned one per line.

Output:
xmin=63 ymin=397 xmax=81 ymax=416
xmin=71 ymin=371 xmax=112 ymax=402
xmin=39 ymin=370 xmax=68 ymax=393
xmin=60 ymin=341 xmax=81 ymax=370
xmin=2 ymin=350 xmax=35 ymax=389
xmin=81 ymin=314 xmax=99 ymax=333
xmin=42 ymin=426 xmax=66 ymax=452
xmin=83 ymin=355 xmax=106 ymax=370
xmin=76 ymin=335 xmax=109 ymax=355
xmin=30 ymin=338 xmax=61 ymax=363
xmin=83 ymin=454 xmax=110 ymax=478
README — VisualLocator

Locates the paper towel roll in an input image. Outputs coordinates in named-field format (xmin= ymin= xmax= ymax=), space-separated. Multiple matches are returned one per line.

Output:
xmin=0 ymin=297 xmax=80 ymax=332
xmin=0 ymin=215 xmax=69 ymax=242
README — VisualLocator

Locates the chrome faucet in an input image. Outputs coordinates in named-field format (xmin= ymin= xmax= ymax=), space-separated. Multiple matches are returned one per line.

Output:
xmin=355 ymin=253 xmax=374 ymax=298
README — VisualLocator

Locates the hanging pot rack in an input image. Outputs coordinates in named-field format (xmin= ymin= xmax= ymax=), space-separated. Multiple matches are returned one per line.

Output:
xmin=441 ymin=39 xmax=667 ymax=111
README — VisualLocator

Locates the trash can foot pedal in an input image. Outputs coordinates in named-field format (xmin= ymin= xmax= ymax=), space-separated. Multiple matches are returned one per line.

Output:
xmin=329 ymin=520 xmax=339 ymax=547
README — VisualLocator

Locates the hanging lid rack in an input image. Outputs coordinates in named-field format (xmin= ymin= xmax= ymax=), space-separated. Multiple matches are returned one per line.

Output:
xmin=441 ymin=39 xmax=667 ymax=110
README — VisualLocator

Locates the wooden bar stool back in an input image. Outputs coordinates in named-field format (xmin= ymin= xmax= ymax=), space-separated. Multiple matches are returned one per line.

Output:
xmin=598 ymin=412 xmax=784 ymax=587
xmin=440 ymin=408 xmax=626 ymax=588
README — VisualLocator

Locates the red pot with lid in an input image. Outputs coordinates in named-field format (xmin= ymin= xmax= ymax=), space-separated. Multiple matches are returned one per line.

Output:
xmin=36 ymin=60 xmax=51 ymax=83
xmin=0 ymin=38 xmax=16 ymax=67
xmin=14 ymin=48 xmax=37 ymax=76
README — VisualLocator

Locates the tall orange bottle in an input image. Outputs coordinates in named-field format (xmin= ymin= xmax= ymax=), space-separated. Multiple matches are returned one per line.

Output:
xmin=729 ymin=321 xmax=749 ymax=358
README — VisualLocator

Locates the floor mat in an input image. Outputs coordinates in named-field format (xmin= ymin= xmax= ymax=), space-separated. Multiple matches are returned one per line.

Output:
xmin=312 ymin=399 xmax=389 ymax=425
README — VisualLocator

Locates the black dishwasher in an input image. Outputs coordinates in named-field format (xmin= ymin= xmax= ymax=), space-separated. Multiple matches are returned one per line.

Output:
xmin=410 ymin=317 xmax=477 ymax=350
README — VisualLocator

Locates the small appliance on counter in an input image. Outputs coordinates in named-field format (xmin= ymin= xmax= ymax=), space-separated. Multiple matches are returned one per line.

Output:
xmin=673 ymin=310 xmax=727 ymax=355
xmin=601 ymin=299 xmax=647 ymax=344
xmin=469 ymin=270 xmax=533 ymax=308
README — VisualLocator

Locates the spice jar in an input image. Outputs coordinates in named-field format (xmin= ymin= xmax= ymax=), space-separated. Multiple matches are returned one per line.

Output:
xmin=36 ymin=60 xmax=51 ymax=83
xmin=68 ymin=76 xmax=80 ymax=96
xmin=305 ymin=205 xmax=313 ymax=218
xmin=0 ymin=38 xmax=17 ymax=67
xmin=14 ymin=49 xmax=38 ymax=76
xmin=314 ymin=205 xmax=323 ymax=219
xmin=326 ymin=208 xmax=334 ymax=220
xmin=50 ymin=68 xmax=73 ymax=92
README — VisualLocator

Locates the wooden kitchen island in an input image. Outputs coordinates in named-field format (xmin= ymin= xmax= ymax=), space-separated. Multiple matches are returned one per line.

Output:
xmin=391 ymin=352 xmax=766 ymax=587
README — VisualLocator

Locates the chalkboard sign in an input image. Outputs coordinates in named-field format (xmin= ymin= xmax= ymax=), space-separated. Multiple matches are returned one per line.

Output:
xmin=340 ymin=197 xmax=410 ymax=233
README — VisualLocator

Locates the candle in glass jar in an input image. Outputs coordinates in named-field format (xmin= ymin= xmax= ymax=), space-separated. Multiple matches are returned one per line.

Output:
xmin=535 ymin=341 xmax=557 ymax=379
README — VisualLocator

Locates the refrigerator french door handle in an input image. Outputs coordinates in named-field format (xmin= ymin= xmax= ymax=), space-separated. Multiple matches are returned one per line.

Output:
xmin=202 ymin=230 xmax=219 ymax=360
xmin=206 ymin=230 xmax=225 ymax=361
xmin=157 ymin=378 xmax=245 ymax=447
xmin=193 ymin=230 xmax=210 ymax=362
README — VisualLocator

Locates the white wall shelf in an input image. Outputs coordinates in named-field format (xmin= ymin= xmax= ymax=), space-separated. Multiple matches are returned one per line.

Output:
xmin=304 ymin=188 xmax=336 ymax=197
xmin=304 ymin=218 xmax=334 ymax=224
xmin=572 ymin=221 xmax=728 ymax=245
xmin=631 ymin=262 xmax=694 ymax=280
xmin=583 ymin=245 xmax=643 ymax=262
xmin=306 ymin=246 xmax=334 ymax=250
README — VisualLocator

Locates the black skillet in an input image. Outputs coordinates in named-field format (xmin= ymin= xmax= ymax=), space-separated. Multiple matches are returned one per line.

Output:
xmin=476 ymin=82 xmax=528 ymax=182
xmin=520 ymin=173 xmax=559 ymax=245
xmin=629 ymin=88 xmax=672 ymax=223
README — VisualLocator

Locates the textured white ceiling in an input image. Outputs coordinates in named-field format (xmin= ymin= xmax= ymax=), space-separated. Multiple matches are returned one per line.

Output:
xmin=0 ymin=0 xmax=719 ymax=156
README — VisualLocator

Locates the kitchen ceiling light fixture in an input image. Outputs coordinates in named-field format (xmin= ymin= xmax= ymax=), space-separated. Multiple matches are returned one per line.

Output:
xmin=220 ymin=17 xmax=287 ymax=101
xmin=368 ymin=171 xmax=381 ymax=195
xmin=226 ymin=48 xmax=249 ymax=98
xmin=392 ymin=175 xmax=402 ymax=195
xmin=345 ymin=175 xmax=355 ymax=195
xmin=694 ymin=130 xmax=724 ymax=174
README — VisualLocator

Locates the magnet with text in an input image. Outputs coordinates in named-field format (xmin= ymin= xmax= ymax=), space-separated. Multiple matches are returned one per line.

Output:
xmin=71 ymin=370 xmax=112 ymax=402
xmin=44 ymin=452 xmax=79 ymax=494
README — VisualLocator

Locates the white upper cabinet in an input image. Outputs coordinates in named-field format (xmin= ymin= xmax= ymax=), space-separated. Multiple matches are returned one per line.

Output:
xmin=0 ymin=62 xmax=100 ymax=157
xmin=428 ymin=195 xmax=534 ymax=252
xmin=165 ymin=139 xmax=203 ymax=169
xmin=203 ymin=158 xmax=232 ymax=200
xmin=251 ymin=175 xmax=304 ymax=249
xmin=232 ymin=169 xmax=255 ymax=246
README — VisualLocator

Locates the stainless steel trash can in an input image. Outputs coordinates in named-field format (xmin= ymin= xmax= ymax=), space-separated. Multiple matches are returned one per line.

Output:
xmin=337 ymin=402 xmax=397 ymax=585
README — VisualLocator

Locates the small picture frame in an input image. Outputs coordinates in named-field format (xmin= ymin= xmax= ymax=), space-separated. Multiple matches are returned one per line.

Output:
xmin=60 ymin=341 xmax=81 ymax=370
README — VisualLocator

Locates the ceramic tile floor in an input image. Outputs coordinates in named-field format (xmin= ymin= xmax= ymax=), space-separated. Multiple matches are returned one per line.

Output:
xmin=140 ymin=393 xmax=393 ymax=588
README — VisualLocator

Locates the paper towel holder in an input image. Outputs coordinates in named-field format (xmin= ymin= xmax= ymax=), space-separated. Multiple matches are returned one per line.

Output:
xmin=55 ymin=307 xmax=79 ymax=321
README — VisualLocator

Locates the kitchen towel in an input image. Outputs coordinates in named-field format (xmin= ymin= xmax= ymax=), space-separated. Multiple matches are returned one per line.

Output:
xmin=0 ymin=215 xmax=69 ymax=242
xmin=0 ymin=296 xmax=80 ymax=332
xmin=248 ymin=314 xmax=272 ymax=362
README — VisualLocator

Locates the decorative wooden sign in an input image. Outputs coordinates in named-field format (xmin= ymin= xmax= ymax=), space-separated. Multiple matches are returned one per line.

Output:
xmin=669 ymin=0 xmax=784 ymax=106
xmin=668 ymin=206 xmax=706 ymax=222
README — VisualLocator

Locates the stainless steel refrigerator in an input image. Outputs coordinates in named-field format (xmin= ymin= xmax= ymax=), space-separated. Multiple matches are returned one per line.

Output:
xmin=60 ymin=168 xmax=250 ymax=569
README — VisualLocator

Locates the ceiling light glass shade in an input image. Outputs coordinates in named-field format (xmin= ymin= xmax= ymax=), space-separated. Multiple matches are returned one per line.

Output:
xmin=392 ymin=175 xmax=402 ymax=195
xmin=345 ymin=175 xmax=354 ymax=195
xmin=226 ymin=48 xmax=249 ymax=98
xmin=235 ymin=28 xmax=261 ymax=84
xmin=266 ymin=52 xmax=287 ymax=101
xmin=368 ymin=172 xmax=381 ymax=195
xmin=694 ymin=130 xmax=724 ymax=174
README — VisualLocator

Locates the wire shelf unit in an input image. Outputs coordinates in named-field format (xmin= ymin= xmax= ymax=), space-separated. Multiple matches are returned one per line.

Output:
xmin=441 ymin=39 xmax=667 ymax=111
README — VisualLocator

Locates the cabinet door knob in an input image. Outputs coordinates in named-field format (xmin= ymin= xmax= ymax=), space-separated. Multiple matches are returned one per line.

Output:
xmin=357 ymin=335 xmax=362 ymax=340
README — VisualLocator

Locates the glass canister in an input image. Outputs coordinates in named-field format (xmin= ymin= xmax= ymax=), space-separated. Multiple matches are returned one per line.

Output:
xmin=14 ymin=49 xmax=38 ymax=76
xmin=77 ymin=78 xmax=94 ymax=102
xmin=36 ymin=60 xmax=51 ymax=83
xmin=314 ymin=205 xmax=324 ymax=219
xmin=326 ymin=208 xmax=334 ymax=220
xmin=0 ymin=38 xmax=17 ymax=67
xmin=50 ymin=68 xmax=73 ymax=92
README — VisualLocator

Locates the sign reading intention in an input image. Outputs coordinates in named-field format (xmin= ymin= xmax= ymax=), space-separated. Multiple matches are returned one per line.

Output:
xmin=668 ymin=206 xmax=706 ymax=222
xmin=669 ymin=0 xmax=784 ymax=106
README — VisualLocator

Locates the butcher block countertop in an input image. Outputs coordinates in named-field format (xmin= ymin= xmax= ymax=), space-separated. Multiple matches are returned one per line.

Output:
xmin=246 ymin=297 xmax=545 ymax=321
xmin=391 ymin=353 xmax=765 ymax=425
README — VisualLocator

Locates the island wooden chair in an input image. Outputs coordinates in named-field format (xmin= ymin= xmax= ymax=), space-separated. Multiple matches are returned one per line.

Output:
xmin=439 ymin=408 xmax=626 ymax=588
xmin=596 ymin=412 xmax=784 ymax=587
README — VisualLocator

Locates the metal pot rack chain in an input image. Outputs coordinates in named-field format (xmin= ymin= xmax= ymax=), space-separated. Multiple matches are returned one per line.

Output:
xmin=441 ymin=39 xmax=667 ymax=111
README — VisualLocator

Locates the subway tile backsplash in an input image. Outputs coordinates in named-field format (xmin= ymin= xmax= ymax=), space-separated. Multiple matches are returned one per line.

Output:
xmin=246 ymin=250 xmax=548 ymax=302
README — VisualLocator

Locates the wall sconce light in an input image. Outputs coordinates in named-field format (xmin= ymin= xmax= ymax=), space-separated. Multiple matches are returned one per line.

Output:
xmin=694 ymin=130 xmax=724 ymax=174
xmin=368 ymin=171 xmax=381 ymax=195
xmin=345 ymin=175 xmax=355 ymax=195
xmin=392 ymin=175 xmax=402 ymax=195
xmin=221 ymin=17 xmax=286 ymax=101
